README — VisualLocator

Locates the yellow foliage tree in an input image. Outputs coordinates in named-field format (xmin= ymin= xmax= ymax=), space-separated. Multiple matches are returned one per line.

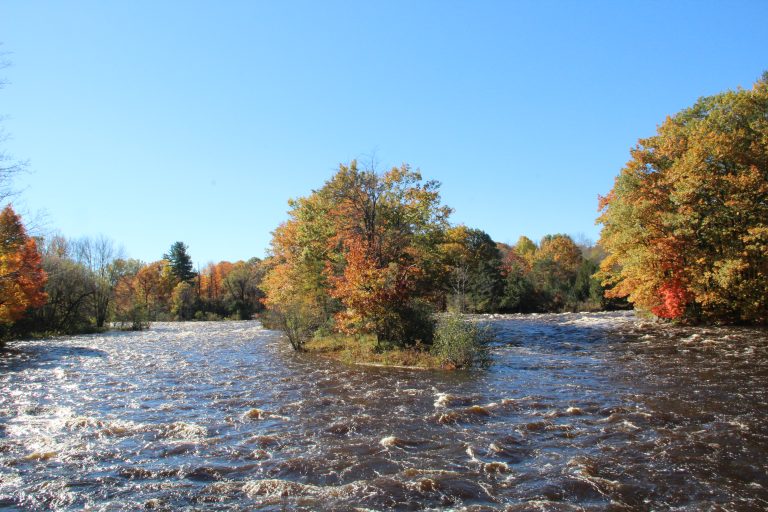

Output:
xmin=598 ymin=74 xmax=768 ymax=323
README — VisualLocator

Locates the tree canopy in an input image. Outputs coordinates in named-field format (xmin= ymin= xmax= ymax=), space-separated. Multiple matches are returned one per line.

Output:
xmin=597 ymin=73 xmax=768 ymax=323
xmin=262 ymin=160 xmax=451 ymax=348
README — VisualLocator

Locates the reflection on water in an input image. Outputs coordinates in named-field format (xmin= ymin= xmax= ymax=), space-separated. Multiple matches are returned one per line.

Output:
xmin=1 ymin=313 xmax=767 ymax=510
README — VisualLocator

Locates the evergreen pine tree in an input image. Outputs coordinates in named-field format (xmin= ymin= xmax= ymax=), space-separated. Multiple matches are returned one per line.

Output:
xmin=164 ymin=241 xmax=197 ymax=283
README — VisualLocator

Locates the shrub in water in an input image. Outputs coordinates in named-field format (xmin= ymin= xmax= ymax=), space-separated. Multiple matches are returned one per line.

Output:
xmin=263 ymin=301 xmax=324 ymax=351
xmin=431 ymin=313 xmax=492 ymax=369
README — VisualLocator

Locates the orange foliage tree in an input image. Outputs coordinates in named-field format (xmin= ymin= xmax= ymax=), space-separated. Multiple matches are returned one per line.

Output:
xmin=329 ymin=233 xmax=421 ymax=340
xmin=123 ymin=260 xmax=175 ymax=319
xmin=0 ymin=205 xmax=47 ymax=323
xmin=199 ymin=261 xmax=234 ymax=305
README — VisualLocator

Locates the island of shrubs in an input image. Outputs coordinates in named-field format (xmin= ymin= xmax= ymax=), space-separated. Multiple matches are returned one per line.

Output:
xmin=259 ymin=161 xmax=619 ymax=368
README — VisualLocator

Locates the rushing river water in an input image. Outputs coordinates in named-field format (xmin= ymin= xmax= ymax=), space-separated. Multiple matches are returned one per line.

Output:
xmin=1 ymin=313 xmax=767 ymax=511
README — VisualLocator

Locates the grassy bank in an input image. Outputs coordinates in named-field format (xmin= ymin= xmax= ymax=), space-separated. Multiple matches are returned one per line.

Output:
xmin=302 ymin=314 xmax=492 ymax=370
xmin=303 ymin=335 xmax=444 ymax=369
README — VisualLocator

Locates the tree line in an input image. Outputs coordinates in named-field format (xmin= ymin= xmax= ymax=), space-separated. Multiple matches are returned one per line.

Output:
xmin=1 ymin=72 xmax=765 ymax=346
xmin=0 ymin=229 xmax=265 ymax=340
xmin=0 ymin=181 xmax=617 ymax=345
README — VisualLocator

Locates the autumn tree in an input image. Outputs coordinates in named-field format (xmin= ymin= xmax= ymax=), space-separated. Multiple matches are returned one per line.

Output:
xmin=598 ymin=73 xmax=768 ymax=323
xmin=132 ymin=260 xmax=175 ymax=319
xmin=514 ymin=236 xmax=538 ymax=267
xmin=530 ymin=234 xmax=583 ymax=310
xmin=0 ymin=58 xmax=42 ymax=330
xmin=111 ymin=258 xmax=149 ymax=329
xmin=261 ymin=193 xmax=337 ymax=349
xmin=200 ymin=261 xmax=234 ymax=304
xmin=0 ymin=205 xmax=46 ymax=324
xmin=323 ymin=162 xmax=450 ymax=345
xmin=263 ymin=160 xmax=451 ymax=348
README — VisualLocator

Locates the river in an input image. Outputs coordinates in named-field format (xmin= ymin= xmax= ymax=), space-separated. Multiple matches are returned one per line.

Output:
xmin=1 ymin=312 xmax=766 ymax=510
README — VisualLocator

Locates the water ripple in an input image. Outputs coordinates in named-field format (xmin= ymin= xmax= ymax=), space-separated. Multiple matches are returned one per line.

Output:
xmin=1 ymin=315 xmax=767 ymax=509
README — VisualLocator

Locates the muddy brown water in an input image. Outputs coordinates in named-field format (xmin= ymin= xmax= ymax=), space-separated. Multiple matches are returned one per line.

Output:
xmin=0 ymin=312 xmax=766 ymax=510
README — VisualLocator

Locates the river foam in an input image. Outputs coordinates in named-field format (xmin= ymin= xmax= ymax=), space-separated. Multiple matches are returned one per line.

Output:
xmin=1 ymin=316 xmax=766 ymax=509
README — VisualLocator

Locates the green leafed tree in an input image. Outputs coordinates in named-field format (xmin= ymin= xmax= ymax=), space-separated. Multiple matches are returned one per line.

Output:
xmin=442 ymin=226 xmax=504 ymax=313
xmin=164 ymin=241 xmax=197 ymax=283
xmin=171 ymin=281 xmax=196 ymax=320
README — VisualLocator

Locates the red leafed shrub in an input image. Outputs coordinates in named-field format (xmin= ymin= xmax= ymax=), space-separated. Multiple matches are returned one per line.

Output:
xmin=651 ymin=279 xmax=689 ymax=319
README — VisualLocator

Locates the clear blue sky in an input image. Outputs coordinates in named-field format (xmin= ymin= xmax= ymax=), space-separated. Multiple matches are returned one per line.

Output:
xmin=1 ymin=1 xmax=766 ymax=266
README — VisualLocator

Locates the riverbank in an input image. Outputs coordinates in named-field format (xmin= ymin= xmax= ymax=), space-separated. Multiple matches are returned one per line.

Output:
xmin=303 ymin=335 xmax=444 ymax=369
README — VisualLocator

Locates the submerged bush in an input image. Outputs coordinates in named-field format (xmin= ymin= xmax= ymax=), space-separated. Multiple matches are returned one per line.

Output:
xmin=262 ymin=302 xmax=323 ymax=351
xmin=194 ymin=311 xmax=222 ymax=321
xmin=113 ymin=301 xmax=150 ymax=331
xmin=431 ymin=313 xmax=492 ymax=369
